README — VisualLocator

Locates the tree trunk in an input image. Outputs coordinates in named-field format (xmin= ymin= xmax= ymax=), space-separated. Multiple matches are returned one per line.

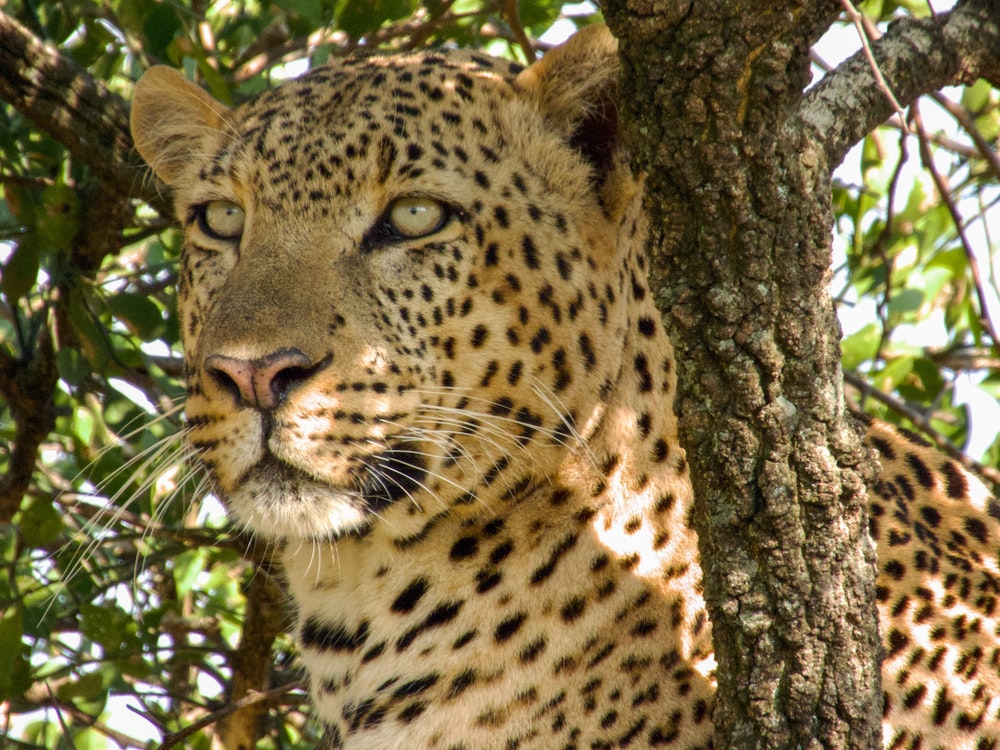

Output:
xmin=604 ymin=0 xmax=1000 ymax=747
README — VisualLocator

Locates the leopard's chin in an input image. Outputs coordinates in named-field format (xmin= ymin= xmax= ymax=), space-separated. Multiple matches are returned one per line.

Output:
xmin=224 ymin=457 xmax=371 ymax=541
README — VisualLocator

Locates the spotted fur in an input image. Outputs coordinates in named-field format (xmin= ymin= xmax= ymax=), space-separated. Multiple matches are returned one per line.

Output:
xmin=131 ymin=25 xmax=999 ymax=749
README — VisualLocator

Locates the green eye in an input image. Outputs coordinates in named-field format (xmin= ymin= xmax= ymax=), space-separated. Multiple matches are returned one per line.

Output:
xmin=386 ymin=197 xmax=447 ymax=239
xmin=198 ymin=200 xmax=245 ymax=240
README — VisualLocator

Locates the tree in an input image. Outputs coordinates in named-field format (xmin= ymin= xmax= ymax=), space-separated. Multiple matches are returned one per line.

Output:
xmin=1 ymin=1 xmax=998 ymax=748
xmin=603 ymin=2 xmax=1000 ymax=747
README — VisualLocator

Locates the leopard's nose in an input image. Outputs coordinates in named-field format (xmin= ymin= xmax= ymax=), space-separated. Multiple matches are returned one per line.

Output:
xmin=204 ymin=349 xmax=327 ymax=411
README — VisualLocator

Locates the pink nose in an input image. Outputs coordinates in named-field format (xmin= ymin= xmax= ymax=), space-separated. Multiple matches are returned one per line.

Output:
xmin=204 ymin=349 xmax=322 ymax=410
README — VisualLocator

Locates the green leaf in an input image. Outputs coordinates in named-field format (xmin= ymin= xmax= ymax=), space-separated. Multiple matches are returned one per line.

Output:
xmin=1 ymin=235 xmax=41 ymax=303
xmin=0 ymin=524 xmax=15 ymax=563
xmin=874 ymin=356 xmax=914 ymax=393
xmin=36 ymin=184 xmax=80 ymax=253
xmin=81 ymin=602 xmax=134 ymax=652
xmin=68 ymin=286 xmax=110 ymax=371
xmin=337 ymin=0 xmax=417 ymax=37
xmin=886 ymin=288 xmax=924 ymax=316
xmin=106 ymin=292 xmax=165 ymax=341
xmin=961 ymin=78 xmax=993 ymax=113
xmin=18 ymin=497 xmax=63 ymax=546
xmin=274 ymin=0 xmax=324 ymax=26
xmin=0 ymin=608 xmax=30 ymax=700
xmin=55 ymin=670 xmax=105 ymax=702
xmin=926 ymin=246 xmax=967 ymax=277
xmin=174 ymin=549 xmax=207 ymax=599
xmin=143 ymin=3 xmax=183 ymax=60
xmin=841 ymin=323 xmax=880 ymax=370
xmin=57 ymin=346 xmax=92 ymax=386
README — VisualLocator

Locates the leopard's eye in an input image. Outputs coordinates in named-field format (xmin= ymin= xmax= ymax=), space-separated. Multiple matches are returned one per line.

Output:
xmin=386 ymin=197 xmax=447 ymax=239
xmin=197 ymin=200 xmax=245 ymax=240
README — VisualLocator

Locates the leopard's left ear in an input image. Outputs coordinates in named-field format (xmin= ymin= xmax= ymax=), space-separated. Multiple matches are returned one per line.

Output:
xmin=514 ymin=24 xmax=632 ymax=216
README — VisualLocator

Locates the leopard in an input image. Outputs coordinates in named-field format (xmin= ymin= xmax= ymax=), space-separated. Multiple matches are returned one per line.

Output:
xmin=130 ymin=24 xmax=1000 ymax=750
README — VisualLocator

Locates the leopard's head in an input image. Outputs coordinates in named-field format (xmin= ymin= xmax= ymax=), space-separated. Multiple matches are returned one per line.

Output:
xmin=131 ymin=27 xmax=645 ymax=542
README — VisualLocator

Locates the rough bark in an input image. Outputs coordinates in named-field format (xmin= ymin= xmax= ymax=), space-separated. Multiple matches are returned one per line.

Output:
xmin=218 ymin=553 xmax=289 ymax=750
xmin=603 ymin=0 xmax=1000 ymax=748
xmin=0 ymin=330 xmax=57 ymax=524
xmin=0 ymin=10 xmax=158 ymax=205
xmin=798 ymin=2 xmax=1000 ymax=166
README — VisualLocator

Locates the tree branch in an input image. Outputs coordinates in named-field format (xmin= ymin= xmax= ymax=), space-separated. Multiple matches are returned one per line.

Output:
xmin=797 ymin=0 xmax=1000 ymax=167
xmin=844 ymin=370 xmax=1000 ymax=490
xmin=0 ymin=329 xmax=57 ymax=524
xmin=0 ymin=10 xmax=160 ymax=206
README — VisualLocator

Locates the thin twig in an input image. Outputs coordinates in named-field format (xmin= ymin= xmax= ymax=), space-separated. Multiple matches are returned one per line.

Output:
xmin=869 ymin=126 xmax=910 ymax=363
xmin=156 ymin=680 xmax=307 ymax=750
xmin=928 ymin=90 xmax=1000 ymax=181
xmin=911 ymin=101 xmax=1000 ymax=351
xmin=845 ymin=370 xmax=1000 ymax=488
xmin=503 ymin=0 xmax=537 ymax=62
xmin=838 ymin=0 xmax=909 ymax=132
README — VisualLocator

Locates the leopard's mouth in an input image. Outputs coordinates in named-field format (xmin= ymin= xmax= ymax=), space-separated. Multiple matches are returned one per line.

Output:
xmin=222 ymin=447 xmax=427 ymax=541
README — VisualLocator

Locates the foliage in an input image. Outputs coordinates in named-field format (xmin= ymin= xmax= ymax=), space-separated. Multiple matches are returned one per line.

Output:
xmin=0 ymin=0 xmax=997 ymax=747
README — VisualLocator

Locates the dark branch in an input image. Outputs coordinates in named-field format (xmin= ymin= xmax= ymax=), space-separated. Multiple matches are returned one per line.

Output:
xmin=0 ymin=10 xmax=160 ymax=205
xmin=0 ymin=329 xmax=57 ymax=524
xmin=797 ymin=0 xmax=1000 ymax=167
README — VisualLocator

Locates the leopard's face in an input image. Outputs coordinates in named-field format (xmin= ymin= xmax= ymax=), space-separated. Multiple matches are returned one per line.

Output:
xmin=133 ymin=36 xmax=634 ymax=542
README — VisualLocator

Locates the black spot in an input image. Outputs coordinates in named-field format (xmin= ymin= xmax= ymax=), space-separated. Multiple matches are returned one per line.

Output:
xmin=931 ymin=686 xmax=954 ymax=725
xmin=362 ymin=641 xmax=386 ymax=663
xmin=529 ymin=531 xmax=579 ymax=585
xmin=634 ymin=353 xmax=653 ymax=392
xmin=489 ymin=539 xmax=514 ymax=564
xmin=869 ymin=435 xmax=896 ymax=460
xmin=652 ymin=439 xmax=669 ymax=462
xmin=578 ymin=333 xmax=596 ymax=371
xmin=301 ymin=618 xmax=370 ymax=652
xmin=899 ymin=426 xmax=933 ymax=448
xmin=919 ymin=505 xmax=941 ymax=527
xmin=964 ymin=516 xmax=989 ymax=544
xmin=655 ymin=493 xmax=675 ymax=513
xmin=886 ymin=627 xmax=909 ymax=656
xmin=637 ymin=412 xmax=652 ymax=438
xmin=906 ymin=453 xmax=934 ymax=489
xmin=397 ymin=701 xmax=427 ymax=723
xmin=555 ymin=252 xmax=572 ymax=280
xmin=393 ymin=673 xmax=440 ymax=701
xmin=519 ymin=636 xmax=547 ymax=662
xmin=485 ymin=242 xmax=500 ymax=266
xmin=942 ymin=460 xmax=969 ymax=499
xmin=392 ymin=578 xmax=430 ymax=613
xmin=449 ymin=668 xmax=477 ymax=698
xmin=637 ymin=316 xmax=656 ymax=337
xmin=475 ymin=570 xmax=501 ymax=593
xmin=522 ymin=236 xmax=540 ymax=269
xmin=507 ymin=360 xmax=523 ymax=386
xmin=560 ymin=596 xmax=587 ymax=622
xmin=483 ymin=518 xmax=505 ymax=537
xmin=450 ymin=536 xmax=480 ymax=560
xmin=530 ymin=327 xmax=551 ymax=353
xmin=397 ymin=600 xmax=463 ymax=651
xmin=494 ymin=612 xmax=526 ymax=642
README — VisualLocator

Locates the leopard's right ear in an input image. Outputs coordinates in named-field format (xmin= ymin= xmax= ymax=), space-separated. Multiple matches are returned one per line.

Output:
xmin=131 ymin=66 xmax=229 ymax=186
